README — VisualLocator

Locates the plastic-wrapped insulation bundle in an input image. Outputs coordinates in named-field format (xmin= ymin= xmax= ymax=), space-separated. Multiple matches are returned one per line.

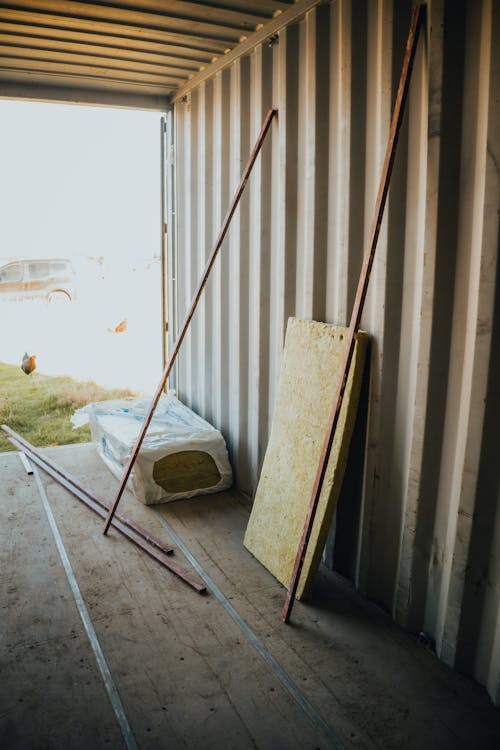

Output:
xmin=72 ymin=393 xmax=232 ymax=504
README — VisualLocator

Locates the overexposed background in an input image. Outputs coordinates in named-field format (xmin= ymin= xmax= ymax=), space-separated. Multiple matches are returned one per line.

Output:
xmin=0 ymin=100 xmax=164 ymax=394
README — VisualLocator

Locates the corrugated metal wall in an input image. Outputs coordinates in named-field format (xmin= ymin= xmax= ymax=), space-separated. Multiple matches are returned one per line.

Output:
xmin=171 ymin=0 xmax=500 ymax=705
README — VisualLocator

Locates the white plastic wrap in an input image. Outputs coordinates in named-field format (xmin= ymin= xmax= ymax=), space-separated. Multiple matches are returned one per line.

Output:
xmin=72 ymin=393 xmax=233 ymax=504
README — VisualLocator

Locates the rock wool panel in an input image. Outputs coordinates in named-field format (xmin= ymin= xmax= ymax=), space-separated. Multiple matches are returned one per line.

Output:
xmin=244 ymin=317 xmax=368 ymax=599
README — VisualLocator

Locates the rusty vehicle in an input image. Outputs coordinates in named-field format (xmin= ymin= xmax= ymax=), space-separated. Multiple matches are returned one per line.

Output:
xmin=0 ymin=258 xmax=77 ymax=302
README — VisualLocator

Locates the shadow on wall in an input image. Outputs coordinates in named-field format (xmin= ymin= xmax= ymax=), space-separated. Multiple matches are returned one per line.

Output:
xmin=401 ymin=0 xmax=467 ymax=633
xmin=323 ymin=342 xmax=371 ymax=583
xmin=456 ymin=221 xmax=500 ymax=683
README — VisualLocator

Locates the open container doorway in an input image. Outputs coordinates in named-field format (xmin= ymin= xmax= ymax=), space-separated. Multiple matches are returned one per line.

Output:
xmin=0 ymin=99 xmax=167 ymax=396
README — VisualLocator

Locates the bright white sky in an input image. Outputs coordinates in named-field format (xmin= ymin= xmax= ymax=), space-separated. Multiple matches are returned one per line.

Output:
xmin=0 ymin=100 xmax=162 ymax=265
xmin=0 ymin=100 xmax=165 ymax=393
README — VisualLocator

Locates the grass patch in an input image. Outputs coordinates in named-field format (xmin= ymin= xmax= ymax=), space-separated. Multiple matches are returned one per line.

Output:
xmin=0 ymin=361 xmax=135 ymax=452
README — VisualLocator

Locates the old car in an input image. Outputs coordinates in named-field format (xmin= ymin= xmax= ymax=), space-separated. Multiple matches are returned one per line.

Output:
xmin=0 ymin=258 xmax=77 ymax=302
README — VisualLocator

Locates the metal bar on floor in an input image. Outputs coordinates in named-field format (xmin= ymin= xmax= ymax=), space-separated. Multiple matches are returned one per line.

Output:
xmin=282 ymin=3 xmax=427 ymax=623
xmin=3 ymin=429 xmax=206 ymax=594
xmin=155 ymin=510 xmax=347 ymax=750
xmin=2 ymin=424 xmax=173 ymax=555
xmin=102 ymin=107 xmax=277 ymax=535
xmin=17 ymin=450 xmax=33 ymax=474
xmin=31 ymin=463 xmax=139 ymax=750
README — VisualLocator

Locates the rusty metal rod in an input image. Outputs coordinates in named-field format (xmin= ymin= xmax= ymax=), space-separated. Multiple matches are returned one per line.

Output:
xmin=2 ymin=424 xmax=173 ymax=555
xmin=103 ymin=107 xmax=277 ymax=535
xmin=282 ymin=4 xmax=426 ymax=623
xmin=2 ymin=425 xmax=206 ymax=594
xmin=7 ymin=436 xmax=206 ymax=594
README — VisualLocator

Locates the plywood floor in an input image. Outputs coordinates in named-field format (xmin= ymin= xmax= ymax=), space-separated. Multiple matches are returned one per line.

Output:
xmin=1 ymin=444 xmax=499 ymax=750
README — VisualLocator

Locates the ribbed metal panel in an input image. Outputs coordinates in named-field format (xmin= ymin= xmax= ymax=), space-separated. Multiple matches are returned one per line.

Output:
xmin=172 ymin=0 xmax=500 ymax=705
xmin=0 ymin=0 xmax=292 ymax=107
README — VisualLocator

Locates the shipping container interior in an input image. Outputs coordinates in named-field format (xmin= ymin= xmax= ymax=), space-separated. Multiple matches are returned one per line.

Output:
xmin=1 ymin=0 xmax=499 ymax=745
xmin=170 ymin=0 xmax=500 ymax=710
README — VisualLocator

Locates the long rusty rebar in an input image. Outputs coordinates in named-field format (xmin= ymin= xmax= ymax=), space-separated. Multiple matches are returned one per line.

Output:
xmin=2 ymin=424 xmax=173 ymax=555
xmin=103 ymin=107 xmax=277 ymax=535
xmin=3 ymin=427 xmax=206 ymax=593
xmin=282 ymin=4 xmax=426 ymax=623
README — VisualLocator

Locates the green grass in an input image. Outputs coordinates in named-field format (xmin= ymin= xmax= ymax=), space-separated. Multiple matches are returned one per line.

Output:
xmin=0 ymin=361 xmax=135 ymax=452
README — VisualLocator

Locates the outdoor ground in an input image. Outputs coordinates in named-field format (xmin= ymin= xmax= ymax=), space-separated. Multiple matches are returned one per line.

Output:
xmin=2 ymin=443 xmax=500 ymax=750
xmin=0 ymin=257 xmax=163 ymax=396
xmin=0 ymin=361 xmax=135 ymax=452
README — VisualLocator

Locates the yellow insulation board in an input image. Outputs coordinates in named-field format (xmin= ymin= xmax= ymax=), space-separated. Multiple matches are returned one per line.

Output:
xmin=244 ymin=317 xmax=368 ymax=600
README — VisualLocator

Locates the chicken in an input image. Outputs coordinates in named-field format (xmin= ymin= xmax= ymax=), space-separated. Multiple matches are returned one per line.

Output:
xmin=106 ymin=318 xmax=127 ymax=334
xmin=21 ymin=352 xmax=36 ymax=375
xmin=114 ymin=319 xmax=127 ymax=334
